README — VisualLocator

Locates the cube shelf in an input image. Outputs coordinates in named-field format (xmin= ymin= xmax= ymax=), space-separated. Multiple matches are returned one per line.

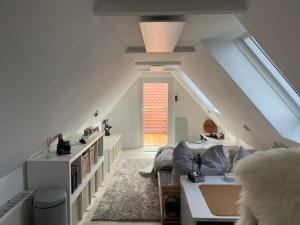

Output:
xmin=27 ymin=132 xmax=123 ymax=225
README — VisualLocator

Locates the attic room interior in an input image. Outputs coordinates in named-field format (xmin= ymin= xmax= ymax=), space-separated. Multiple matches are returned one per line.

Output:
xmin=1 ymin=0 xmax=300 ymax=225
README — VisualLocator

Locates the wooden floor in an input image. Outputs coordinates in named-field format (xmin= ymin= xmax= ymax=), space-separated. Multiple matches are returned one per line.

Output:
xmin=144 ymin=133 xmax=167 ymax=146
xmin=82 ymin=148 xmax=160 ymax=225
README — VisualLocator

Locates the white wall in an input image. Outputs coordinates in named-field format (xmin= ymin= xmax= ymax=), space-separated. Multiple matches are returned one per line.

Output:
xmin=0 ymin=0 xmax=142 ymax=205
xmin=106 ymin=74 xmax=214 ymax=148
xmin=174 ymin=80 xmax=209 ymax=140
xmin=106 ymin=81 xmax=140 ymax=148
xmin=0 ymin=0 xmax=139 ymax=180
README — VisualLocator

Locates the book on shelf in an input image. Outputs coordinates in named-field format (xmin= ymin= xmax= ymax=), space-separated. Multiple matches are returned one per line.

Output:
xmin=71 ymin=166 xmax=78 ymax=193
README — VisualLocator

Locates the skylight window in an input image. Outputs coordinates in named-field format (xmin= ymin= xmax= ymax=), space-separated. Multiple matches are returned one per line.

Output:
xmin=176 ymin=70 xmax=220 ymax=114
xmin=203 ymin=36 xmax=300 ymax=143
xmin=242 ymin=36 xmax=300 ymax=117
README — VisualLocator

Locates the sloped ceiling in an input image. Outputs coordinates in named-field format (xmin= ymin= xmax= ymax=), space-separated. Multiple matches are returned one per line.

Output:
xmin=238 ymin=0 xmax=300 ymax=94
xmin=0 ymin=0 xmax=139 ymax=178
xmin=1 ymin=0 xmax=299 ymax=179
xmin=180 ymin=43 xmax=296 ymax=149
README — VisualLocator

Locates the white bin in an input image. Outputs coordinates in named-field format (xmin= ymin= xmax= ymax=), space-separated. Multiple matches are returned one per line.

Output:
xmin=33 ymin=188 xmax=67 ymax=225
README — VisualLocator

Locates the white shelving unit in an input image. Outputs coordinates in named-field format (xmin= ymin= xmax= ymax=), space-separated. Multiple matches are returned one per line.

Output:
xmin=27 ymin=132 xmax=105 ymax=225
xmin=27 ymin=132 xmax=123 ymax=225
xmin=103 ymin=134 xmax=123 ymax=176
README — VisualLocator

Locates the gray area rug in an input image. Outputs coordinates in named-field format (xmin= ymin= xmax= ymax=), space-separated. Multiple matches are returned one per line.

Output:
xmin=92 ymin=159 xmax=160 ymax=221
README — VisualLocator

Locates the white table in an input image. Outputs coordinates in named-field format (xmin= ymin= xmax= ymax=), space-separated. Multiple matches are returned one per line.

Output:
xmin=180 ymin=176 xmax=240 ymax=225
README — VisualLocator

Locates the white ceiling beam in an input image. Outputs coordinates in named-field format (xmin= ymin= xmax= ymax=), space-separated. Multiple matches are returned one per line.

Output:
xmin=94 ymin=0 xmax=246 ymax=16
xmin=125 ymin=46 xmax=195 ymax=53
xmin=135 ymin=61 xmax=181 ymax=66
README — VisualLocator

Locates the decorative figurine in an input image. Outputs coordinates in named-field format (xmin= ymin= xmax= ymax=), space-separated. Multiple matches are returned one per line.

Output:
xmin=102 ymin=119 xmax=112 ymax=136
xmin=56 ymin=133 xmax=71 ymax=155
xmin=84 ymin=127 xmax=94 ymax=137
xmin=188 ymin=153 xmax=205 ymax=183
xmin=80 ymin=126 xmax=100 ymax=143
xmin=219 ymin=131 xmax=225 ymax=140
xmin=46 ymin=133 xmax=71 ymax=158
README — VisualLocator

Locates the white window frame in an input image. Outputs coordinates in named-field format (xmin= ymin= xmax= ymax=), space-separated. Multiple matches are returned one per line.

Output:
xmin=235 ymin=34 xmax=300 ymax=120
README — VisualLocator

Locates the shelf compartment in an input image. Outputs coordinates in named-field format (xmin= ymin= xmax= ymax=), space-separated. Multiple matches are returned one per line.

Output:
xmin=110 ymin=148 xmax=113 ymax=165
xmin=103 ymin=149 xmax=110 ymax=175
xmin=90 ymin=174 xmax=96 ymax=197
xmin=90 ymin=143 xmax=97 ymax=166
xmin=72 ymin=195 xmax=81 ymax=225
xmin=96 ymin=163 xmax=103 ymax=190
xmin=97 ymin=136 xmax=104 ymax=158
xmin=81 ymin=150 xmax=90 ymax=179
xmin=112 ymin=146 xmax=117 ymax=162
xmin=82 ymin=184 xmax=90 ymax=213
xmin=71 ymin=157 xmax=82 ymax=193
xmin=71 ymin=156 xmax=104 ymax=204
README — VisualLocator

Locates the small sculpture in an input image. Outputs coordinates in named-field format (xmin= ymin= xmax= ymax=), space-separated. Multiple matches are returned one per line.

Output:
xmin=102 ymin=119 xmax=112 ymax=136
xmin=195 ymin=153 xmax=202 ymax=176
xmin=56 ymin=134 xmax=71 ymax=155
xmin=188 ymin=153 xmax=205 ymax=183
xmin=84 ymin=127 xmax=94 ymax=137
xmin=46 ymin=133 xmax=71 ymax=158
xmin=81 ymin=126 xmax=100 ymax=143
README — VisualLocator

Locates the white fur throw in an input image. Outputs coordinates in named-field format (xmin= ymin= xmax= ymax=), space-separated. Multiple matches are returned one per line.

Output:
xmin=234 ymin=146 xmax=300 ymax=225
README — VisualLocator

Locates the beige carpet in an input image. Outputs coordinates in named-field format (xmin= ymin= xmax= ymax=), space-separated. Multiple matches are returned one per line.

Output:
xmin=92 ymin=159 xmax=160 ymax=222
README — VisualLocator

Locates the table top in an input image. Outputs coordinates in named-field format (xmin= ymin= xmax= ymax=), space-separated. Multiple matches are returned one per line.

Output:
xmin=180 ymin=175 xmax=240 ymax=222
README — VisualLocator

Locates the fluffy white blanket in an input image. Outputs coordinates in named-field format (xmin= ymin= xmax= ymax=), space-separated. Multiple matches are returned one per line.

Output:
xmin=234 ymin=146 xmax=300 ymax=225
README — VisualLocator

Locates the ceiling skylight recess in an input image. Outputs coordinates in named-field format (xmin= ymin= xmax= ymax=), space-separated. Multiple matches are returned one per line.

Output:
xmin=239 ymin=35 xmax=300 ymax=119
xmin=176 ymin=70 xmax=220 ymax=114
xmin=202 ymin=34 xmax=300 ymax=143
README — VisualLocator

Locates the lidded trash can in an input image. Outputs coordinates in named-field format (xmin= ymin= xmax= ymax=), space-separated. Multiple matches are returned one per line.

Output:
xmin=33 ymin=188 xmax=67 ymax=225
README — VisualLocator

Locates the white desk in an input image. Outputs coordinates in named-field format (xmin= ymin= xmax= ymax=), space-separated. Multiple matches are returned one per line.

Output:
xmin=180 ymin=176 xmax=240 ymax=225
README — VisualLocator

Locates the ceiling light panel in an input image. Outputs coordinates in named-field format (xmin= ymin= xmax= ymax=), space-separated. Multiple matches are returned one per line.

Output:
xmin=150 ymin=65 xmax=165 ymax=72
xmin=139 ymin=21 xmax=185 ymax=53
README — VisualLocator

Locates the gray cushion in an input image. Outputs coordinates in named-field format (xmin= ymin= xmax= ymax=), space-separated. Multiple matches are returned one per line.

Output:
xmin=234 ymin=146 xmax=251 ymax=162
xmin=171 ymin=141 xmax=193 ymax=184
xmin=200 ymin=145 xmax=228 ymax=175
xmin=171 ymin=142 xmax=228 ymax=184
xmin=228 ymin=146 xmax=252 ymax=172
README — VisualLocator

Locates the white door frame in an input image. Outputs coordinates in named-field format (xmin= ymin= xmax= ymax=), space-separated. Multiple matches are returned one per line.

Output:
xmin=138 ymin=74 xmax=175 ymax=146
